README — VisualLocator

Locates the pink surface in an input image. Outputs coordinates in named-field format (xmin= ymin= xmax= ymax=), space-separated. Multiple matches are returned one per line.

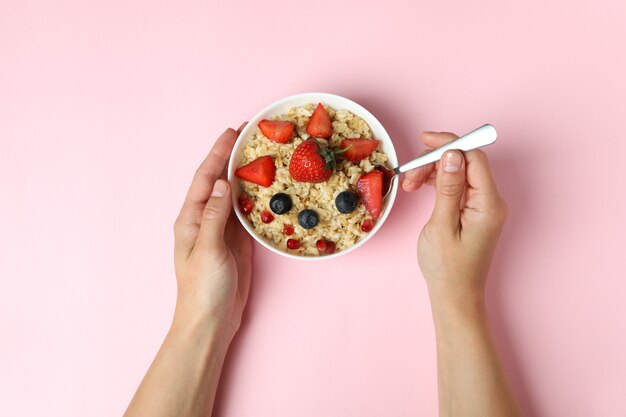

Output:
xmin=1 ymin=1 xmax=625 ymax=416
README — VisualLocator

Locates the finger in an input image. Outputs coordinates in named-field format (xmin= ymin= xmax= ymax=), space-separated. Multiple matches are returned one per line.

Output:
xmin=174 ymin=128 xmax=238 ymax=257
xmin=430 ymin=150 xmax=466 ymax=232
xmin=463 ymin=149 xmax=499 ymax=196
xmin=421 ymin=131 xmax=499 ymax=195
xmin=194 ymin=179 xmax=232 ymax=250
xmin=237 ymin=121 xmax=248 ymax=133
xmin=402 ymin=149 xmax=436 ymax=192
xmin=424 ymin=170 xmax=437 ymax=186
xmin=421 ymin=131 xmax=458 ymax=148
xmin=232 ymin=216 xmax=253 ymax=306
xmin=410 ymin=164 xmax=438 ymax=188
xmin=217 ymin=122 xmax=246 ymax=179
xmin=403 ymin=132 xmax=458 ymax=192
xmin=223 ymin=212 xmax=253 ymax=306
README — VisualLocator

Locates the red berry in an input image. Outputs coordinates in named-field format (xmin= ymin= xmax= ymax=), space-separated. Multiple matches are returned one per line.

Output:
xmin=287 ymin=238 xmax=300 ymax=250
xmin=316 ymin=239 xmax=336 ymax=255
xmin=238 ymin=193 xmax=254 ymax=214
xmin=283 ymin=224 xmax=294 ymax=235
xmin=306 ymin=103 xmax=333 ymax=138
xmin=357 ymin=170 xmax=383 ymax=219
xmin=361 ymin=219 xmax=374 ymax=232
xmin=258 ymin=119 xmax=295 ymax=143
xmin=289 ymin=138 xmax=336 ymax=183
xmin=260 ymin=210 xmax=274 ymax=224
xmin=325 ymin=241 xmax=336 ymax=254
xmin=235 ymin=155 xmax=276 ymax=187
xmin=340 ymin=138 xmax=379 ymax=163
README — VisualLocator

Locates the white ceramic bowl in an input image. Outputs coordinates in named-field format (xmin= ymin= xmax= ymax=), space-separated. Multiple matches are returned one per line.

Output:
xmin=227 ymin=92 xmax=398 ymax=260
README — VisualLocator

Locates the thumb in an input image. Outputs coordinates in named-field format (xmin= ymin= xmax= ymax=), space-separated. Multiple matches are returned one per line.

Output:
xmin=431 ymin=150 xmax=466 ymax=232
xmin=196 ymin=179 xmax=232 ymax=249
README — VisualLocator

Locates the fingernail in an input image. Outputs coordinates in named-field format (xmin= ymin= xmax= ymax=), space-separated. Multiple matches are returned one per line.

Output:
xmin=443 ymin=151 xmax=462 ymax=173
xmin=211 ymin=179 xmax=228 ymax=197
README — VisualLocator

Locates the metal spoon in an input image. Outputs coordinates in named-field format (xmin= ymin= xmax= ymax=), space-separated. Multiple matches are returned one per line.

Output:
xmin=376 ymin=124 xmax=498 ymax=197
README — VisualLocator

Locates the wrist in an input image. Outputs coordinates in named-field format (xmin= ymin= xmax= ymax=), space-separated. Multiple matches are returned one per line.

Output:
xmin=170 ymin=307 xmax=234 ymax=355
xmin=428 ymin=286 xmax=486 ymax=323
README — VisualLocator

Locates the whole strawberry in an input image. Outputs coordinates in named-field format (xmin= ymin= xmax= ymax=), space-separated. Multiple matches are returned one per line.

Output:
xmin=289 ymin=139 xmax=336 ymax=183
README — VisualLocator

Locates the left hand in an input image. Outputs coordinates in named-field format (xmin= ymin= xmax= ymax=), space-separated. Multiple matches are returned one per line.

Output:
xmin=172 ymin=125 xmax=252 ymax=347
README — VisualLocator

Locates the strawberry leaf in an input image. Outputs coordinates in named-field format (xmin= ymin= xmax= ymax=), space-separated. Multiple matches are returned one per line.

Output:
xmin=313 ymin=139 xmax=337 ymax=171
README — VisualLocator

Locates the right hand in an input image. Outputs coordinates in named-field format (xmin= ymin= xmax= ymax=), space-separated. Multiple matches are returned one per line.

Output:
xmin=402 ymin=132 xmax=508 ymax=310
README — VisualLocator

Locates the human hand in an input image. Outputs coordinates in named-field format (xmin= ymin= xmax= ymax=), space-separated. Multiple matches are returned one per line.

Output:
xmin=172 ymin=126 xmax=252 ymax=347
xmin=403 ymin=132 xmax=508 ymax=311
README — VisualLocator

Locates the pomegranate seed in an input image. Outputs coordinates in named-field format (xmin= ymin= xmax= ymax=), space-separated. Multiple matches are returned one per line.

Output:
xmin=283 ymin=224 xmax=294 ymax=235
xmin=316 ymin=239 xmax=327 ymax=252
xmin=287 ymin=239 xmax=300 ymax=250
xmin=325 ymin=241 xmax=336 ymax=254
xmin=260 ymin=210 xmax=274 ymax=224
xmin=361 ymin=219 xmax=374 ymax=232
xmin=316 ymin=239 xmax=336 ymax=255
xmin=238 ymin=194 xmax=254 ymax=215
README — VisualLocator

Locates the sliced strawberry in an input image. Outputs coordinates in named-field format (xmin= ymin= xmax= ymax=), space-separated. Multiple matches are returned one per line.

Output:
xmin=258 ymin=119 xmax=295 ymax=143
xmin=357 ymin=170 xmax=383 ymax=220
xmin=235 ymin=155 xmax=276 ymax=187
xmin=306 ymin=103 xmax=333 ymax=138
xmin=340 ymin=139 xmax=379 ymax=163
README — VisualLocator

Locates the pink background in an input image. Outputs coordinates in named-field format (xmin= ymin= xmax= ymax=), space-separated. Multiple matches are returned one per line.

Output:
xmin=1 ymin=0 xmax=625 ymax=416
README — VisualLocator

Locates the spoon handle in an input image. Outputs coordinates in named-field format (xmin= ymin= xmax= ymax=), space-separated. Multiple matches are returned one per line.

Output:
xmin=396 ymin=124 xmax=498 ymax=174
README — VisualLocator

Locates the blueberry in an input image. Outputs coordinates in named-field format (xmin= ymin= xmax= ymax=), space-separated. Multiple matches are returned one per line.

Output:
xmin=298 ymin=209 xmax=318 ymax=229
xmin=269 ymin=193 xmax=292 ymax=214
xmin=335 ymin=191 xmax=358 ymax=214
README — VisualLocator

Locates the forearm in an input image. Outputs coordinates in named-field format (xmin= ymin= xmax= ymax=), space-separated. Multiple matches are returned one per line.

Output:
xmin=430 ymin=294 xmax=520 ymax=417
xmin=124 ymin=313 xmax=229 ymax=417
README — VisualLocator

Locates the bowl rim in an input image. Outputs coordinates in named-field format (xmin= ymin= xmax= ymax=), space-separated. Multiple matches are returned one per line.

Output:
xmin=227 ymin=92 xmax=398 ymax=261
